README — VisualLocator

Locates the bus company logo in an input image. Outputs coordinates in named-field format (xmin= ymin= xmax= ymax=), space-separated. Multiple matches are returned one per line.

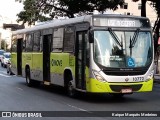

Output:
xmin=125 ymin=78 xmax=129 ymax=82
xmin=51 ymin=59 xmax=62 ymax=66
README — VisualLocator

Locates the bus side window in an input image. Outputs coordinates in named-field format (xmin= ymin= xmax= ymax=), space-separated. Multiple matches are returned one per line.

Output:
xmin=85 ymin=33 xmax=90 ymax=66
xmin=33 ymin=31 xmax=40 ymax=52
xmin=52 ymin=28 xmax=64 ymax=52
xmin=63 ymin=26 xmax=75 ymax=52
xmin=40 ymin=36 xmax=43 ymax=52
xmin=23 ymin=37 xmax=26 ymax=52
xmin=26 ymin=34 xmax=33 ymax=52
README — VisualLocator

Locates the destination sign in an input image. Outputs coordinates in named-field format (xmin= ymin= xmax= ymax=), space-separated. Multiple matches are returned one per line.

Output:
xmin=93 ymin=17 xmax=150 ymax=28
xmin=107 ymin=20 xmax=135 ymax=27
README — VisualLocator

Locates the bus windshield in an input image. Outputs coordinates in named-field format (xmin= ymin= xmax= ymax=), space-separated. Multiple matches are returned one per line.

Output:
xmin=94 ymin=30 xmax=152 ymax=68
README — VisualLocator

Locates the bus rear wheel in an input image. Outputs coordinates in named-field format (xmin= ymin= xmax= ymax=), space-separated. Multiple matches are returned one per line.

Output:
xmin=26 ymin=69 xmax=34 ymax=87
xmin=67 ymin=81 xmax=76 ymax=98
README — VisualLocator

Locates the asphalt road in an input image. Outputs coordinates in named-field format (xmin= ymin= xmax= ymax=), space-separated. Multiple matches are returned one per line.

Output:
xmin=0 ymin=66 xmax=160 ymax=120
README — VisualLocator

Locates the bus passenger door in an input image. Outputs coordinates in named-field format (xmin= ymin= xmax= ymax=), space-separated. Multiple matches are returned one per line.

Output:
xmin=17 ymin=39 xmax=22 ymax=75
xmin=43 ymin=35 xmax=52 ymax=83
xmin=76 ymin=31 xmax=87 ymax=90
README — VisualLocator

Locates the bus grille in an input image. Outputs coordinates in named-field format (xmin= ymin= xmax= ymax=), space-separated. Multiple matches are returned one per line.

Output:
xmin=103 ymin=70 xmax=146 ymax=76
xmin=109 ymin=84 xmax=142 ymax=92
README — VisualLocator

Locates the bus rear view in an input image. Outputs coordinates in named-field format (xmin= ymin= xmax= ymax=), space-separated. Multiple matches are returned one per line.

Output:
xmin=88 ymin=15 xmax=154 ymax=96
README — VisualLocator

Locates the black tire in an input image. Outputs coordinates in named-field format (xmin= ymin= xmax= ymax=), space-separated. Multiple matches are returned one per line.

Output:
xmin=67 ymin=81 xmax=77 ymax=98
xmin=1 ymin=63 xmax=3 ymax=67
xmin=26 ymin=68 xmax=34 ymax=87
xmin=26 ymin=68 xmax=40 ymax=87
xmin=7 ymin=67 xmax=13 ymax=75
xmin=7 ymin=69 xmax=9 ymax=74
xmin=4 ymin=65 xmax=7 ymax=68
xmin=9 ymin=71 xmax=14 ymax=75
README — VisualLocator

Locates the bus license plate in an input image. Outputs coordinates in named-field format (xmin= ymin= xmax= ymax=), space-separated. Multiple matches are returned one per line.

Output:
xmin=121 ymin=88 xmax=132 ymax=93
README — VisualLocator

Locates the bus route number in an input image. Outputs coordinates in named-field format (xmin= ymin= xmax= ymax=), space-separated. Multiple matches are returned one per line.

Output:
xmin=133 ymin=77 xmax=144 ymax=82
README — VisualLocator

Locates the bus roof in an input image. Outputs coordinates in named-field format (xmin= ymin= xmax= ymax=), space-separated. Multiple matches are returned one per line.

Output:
xmin=12 ymin=14 xmax=150 ymax=35
xmin=12 ymin=15 xmax=92 ymax=35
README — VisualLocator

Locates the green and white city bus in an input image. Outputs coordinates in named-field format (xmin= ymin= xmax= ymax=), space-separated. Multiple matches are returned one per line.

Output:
xmin=11 ymin=14 xmax=154 ymax=97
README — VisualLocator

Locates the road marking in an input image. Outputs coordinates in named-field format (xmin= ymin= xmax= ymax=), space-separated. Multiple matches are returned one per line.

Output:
xmin=16 ymin=87 xmax=23 ymax=91
xmin=0 ymin=73 xmax=11 ymax=77
xmin=66 ymin=104 xmax=92 ymax=113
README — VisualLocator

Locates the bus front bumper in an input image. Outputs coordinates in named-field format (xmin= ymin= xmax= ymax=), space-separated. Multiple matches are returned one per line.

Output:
xmin=86 ymin=78 xmax=153 ymax=93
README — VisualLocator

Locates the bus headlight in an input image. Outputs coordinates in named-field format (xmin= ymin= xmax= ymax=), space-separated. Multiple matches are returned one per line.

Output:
xmin=145 ymin=70 xmax=154 ymax=82
xmin=92 ymin=70 xmax=107 ymax=82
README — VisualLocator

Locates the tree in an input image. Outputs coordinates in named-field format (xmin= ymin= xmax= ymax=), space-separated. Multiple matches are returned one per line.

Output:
xmin=1 ymin=40 xmax=8 ymax=51
xmin=16 ymin=0 xmax=52 ymax=25
xmin=16 ymin=0 xmax=124 ymax=25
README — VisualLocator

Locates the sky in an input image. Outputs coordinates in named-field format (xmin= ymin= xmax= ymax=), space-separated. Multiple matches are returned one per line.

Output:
xmin=0 ymin=0 xmax=23 ymax=22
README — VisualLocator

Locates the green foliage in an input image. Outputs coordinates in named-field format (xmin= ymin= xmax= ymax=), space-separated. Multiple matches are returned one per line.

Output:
xmin=16 ymin=0 xmax=52 ymax=25
xmin=16 ymin=0 xmax=124 ymax=25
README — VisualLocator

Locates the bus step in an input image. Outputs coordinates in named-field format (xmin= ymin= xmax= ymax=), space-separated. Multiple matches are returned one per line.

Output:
xmin=44 ymin=81 xmax=51 ymax=85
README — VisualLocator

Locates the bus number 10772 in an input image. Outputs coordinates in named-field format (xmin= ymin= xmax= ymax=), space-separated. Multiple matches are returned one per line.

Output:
xmin=133 ymin=77 xmax=144 ymax=82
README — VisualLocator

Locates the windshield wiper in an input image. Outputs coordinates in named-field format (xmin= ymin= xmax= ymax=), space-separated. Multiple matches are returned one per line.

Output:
xmin=108 ymin=28 xmax=123 ymax=48
xmin=129 ymin=28 xmax=140 ymax=48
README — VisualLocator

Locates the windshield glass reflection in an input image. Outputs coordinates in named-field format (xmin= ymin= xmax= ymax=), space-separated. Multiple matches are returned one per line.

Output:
xmin=94 ymin=30 xmax=152 ymax=68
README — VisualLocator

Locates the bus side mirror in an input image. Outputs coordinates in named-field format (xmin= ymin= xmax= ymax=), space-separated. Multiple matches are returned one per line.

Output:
xmin=89 ymin=31 xmax=94 ymax=43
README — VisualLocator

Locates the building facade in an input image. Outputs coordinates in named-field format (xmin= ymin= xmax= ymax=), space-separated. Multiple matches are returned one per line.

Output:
xmin=115 ymin=0 xmax=157 ymax=27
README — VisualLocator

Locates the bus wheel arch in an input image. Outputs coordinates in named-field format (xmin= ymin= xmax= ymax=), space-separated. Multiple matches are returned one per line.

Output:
xmin=64 ymin=69 xmax=76 ymax=97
